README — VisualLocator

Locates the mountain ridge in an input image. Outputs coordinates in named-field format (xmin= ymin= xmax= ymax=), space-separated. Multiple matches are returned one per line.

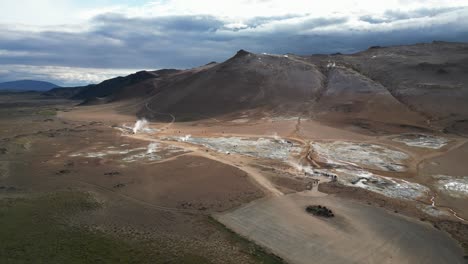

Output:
xmin=0 ymin=80 xmax=59 ymax=91
xmin=43 ymin=41 xmax=468 ymax=135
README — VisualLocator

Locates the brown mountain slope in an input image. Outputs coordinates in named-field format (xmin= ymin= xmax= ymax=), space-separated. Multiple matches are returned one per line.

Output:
xmin=312 ymin=66 xmax=427 ymax=127
xmin=141 ymin=50 xmax=325 ymax=120
xmin=313 ymin=41 xmax=468 ymax=132
xmin=58 ymin=42 xmax=468 ymax=135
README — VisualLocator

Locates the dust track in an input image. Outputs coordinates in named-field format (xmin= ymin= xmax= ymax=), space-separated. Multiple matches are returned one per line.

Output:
xmin=127 ymin=134 xmax=284 ymax=197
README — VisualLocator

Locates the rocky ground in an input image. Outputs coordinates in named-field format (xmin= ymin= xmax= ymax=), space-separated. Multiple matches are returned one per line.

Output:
xmin=2 ymin=42 xmax=468 ymax=264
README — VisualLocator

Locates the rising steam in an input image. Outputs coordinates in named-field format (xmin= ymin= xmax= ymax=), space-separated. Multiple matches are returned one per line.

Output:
xmin=272 ymin=132 xmax=286 ymax=144
xmin=133 ymin=118 xmax=148 ymax=134
xmin=147 ymin=142 xmax=158 ymax=154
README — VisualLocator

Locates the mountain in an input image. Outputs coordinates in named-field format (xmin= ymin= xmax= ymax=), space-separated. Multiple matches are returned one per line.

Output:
xmin=306 ymin=41 xmax=468 ymax=128
xmin=44 ymin=69 xmax=181 ymax=102
xmin=139 ymin=42 xmax=468 ymax=129
xmin=0 ymin=80 xmax=59 ymax=91
xmin=45 ymin=41 xmax=468 ymax=135
xmin=141 ymin=50 xmax=326 ymax=120
xmin=43 ymin=85 xmax=88 ymax=98
xmin=72 ymin=70 xmax=160 ymax=101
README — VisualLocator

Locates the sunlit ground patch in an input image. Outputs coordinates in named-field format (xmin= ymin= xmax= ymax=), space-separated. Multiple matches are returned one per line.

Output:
xmin=417 ymin=204 xmax=451 ymax=217
xmin=434 ymin=175 xmax=468 ymax=198
xmin=113 ymin=121 xmax=158 ymax=135
xmin=167 ymin=136 xmax=302 ymax=161
xmin=68 ymin=142 xmax=188 ymax=163
xmin=311 ymin=141 xmax=409 ymax=172
xmin=230 ymin=118 xmax=249 ymax=123
xmin=392 ymin=134 xmax=448 ymax=149
xmin=69 ymin=147 xmax=146 ymax=158
xmin=269 ymin=116 xmax=300 ymax=122
xmin=336 ymin=168 xmax=429 ymax=200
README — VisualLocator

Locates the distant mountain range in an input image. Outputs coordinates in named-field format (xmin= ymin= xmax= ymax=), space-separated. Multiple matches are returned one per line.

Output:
xmin=0 ymin=80 xmax=59 ymax=91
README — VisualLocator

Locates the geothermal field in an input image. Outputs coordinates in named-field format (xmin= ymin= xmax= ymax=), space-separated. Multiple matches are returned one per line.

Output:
xmin=1 ymin=42 xmax=468 ymax=263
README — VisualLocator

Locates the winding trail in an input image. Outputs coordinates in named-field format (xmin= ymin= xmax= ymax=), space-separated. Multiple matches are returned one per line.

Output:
xmin=429 ymin=194 xmax=468 ymax=222
xmin=144 ymin=101 xmax=175 ymax=131
xmin=128 ymin=133 xmax=284 ymax=197
xmin=127 ymin=101 xmax=468 ymax=222
xmin=412 ymin=139 xmax=468 ymax=222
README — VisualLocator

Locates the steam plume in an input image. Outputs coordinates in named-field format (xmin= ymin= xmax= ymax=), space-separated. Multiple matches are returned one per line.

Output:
xmin=133 ymin=118 xmax=148 ymax=134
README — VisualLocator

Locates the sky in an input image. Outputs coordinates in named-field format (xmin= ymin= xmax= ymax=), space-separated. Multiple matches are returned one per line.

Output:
xmin=0 ymin=0 xmax=468 ymax=86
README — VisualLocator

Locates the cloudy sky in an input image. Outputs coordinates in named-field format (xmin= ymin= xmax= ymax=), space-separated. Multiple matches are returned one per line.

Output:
xmin=1 ymin=0 xmax=467 ymax=86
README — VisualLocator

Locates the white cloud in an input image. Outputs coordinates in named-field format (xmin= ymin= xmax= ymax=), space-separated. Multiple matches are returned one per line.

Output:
xmin=0 ymin=49 xmax=49 ymax=57
xmin=2 ymin=1 xmax=467 ymax=35
xmin=79 ymin=0 xmax=468 ymax=21
xmin=1 ymin=0 xmax=467 ymax=85
xmin=0 ymin=64 xmax=143 ymax=86
xmin=4 ymin=0 xmax=468 ymax=27
xmin=0 ymin=0 xmax=81 ymax=25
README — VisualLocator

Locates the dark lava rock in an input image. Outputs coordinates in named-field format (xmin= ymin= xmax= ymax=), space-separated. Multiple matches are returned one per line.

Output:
xmin=306 ymin=205 xmax=334 ymax=218
xmin=105 ymin=171 xmax=120 ymax=176
xmin=113 ymin=183 xmax=125 ymax=188
xmin=56 ymin=170 xmax=71 ymax=175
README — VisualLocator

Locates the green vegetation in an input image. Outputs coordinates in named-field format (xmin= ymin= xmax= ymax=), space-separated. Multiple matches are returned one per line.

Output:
xmin=208 ymin=216 xmax=286 ymax=264
xmin=0 ymin=191 xmax=211 ymax=264
xmin=13 ymin=136 xmax=32 ymax=150
xmin=36 ymin=108 xmax=56 ymax=116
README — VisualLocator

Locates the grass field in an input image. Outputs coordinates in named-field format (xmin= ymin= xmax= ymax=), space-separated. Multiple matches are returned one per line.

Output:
xmin=36 ymin=108 xmax=57 ymax=116
xmin=0 ymin=191 xmax=212 ymax=264
xmin=208 ymin=217 xmax=285 ymax=264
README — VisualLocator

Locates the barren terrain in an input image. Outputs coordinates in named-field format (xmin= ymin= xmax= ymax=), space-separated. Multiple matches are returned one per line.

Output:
xmin=1 ymin=42 xmax=468 ymax=264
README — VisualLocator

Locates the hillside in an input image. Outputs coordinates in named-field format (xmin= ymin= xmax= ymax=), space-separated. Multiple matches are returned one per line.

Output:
xmin=304 ymin=41 xmax=468 ymax=131
xmin=141 ymin=50 xmax=326 ymax=120
xmin=47 ymin=42 xmax=468 ymax=135
xmin=0 ymin=80 xmax=59 ymax=91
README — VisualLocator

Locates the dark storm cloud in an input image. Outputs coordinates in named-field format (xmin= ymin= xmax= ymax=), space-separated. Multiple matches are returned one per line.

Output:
xmin=93 ymin=14 xmax=224 ymax=33
xmin=0 ymin=6 xmax=468 ymax=85
xmin=243 ymin=14 xmax=301 ymax=28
